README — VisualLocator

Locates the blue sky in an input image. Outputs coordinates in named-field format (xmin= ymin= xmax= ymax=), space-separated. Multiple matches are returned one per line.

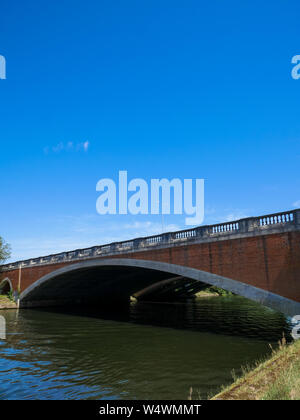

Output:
xmin=0 ymin=0 xmax=300 ymax=261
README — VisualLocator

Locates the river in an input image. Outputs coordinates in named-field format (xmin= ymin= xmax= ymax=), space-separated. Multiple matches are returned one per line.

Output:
xmin=0 ymin=296 xmax=292 ymax=400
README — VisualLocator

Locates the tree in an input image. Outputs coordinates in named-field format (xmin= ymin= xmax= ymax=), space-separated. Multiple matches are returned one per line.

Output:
xmin=0 ymin=236 xmax=11 ymax=264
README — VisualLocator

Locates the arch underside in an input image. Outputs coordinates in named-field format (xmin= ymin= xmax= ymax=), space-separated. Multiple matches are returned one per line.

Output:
xmin=20 ymin=258 xmax=300 ymax=317
xmin=0 ymin=278 xmax=12 ymax=295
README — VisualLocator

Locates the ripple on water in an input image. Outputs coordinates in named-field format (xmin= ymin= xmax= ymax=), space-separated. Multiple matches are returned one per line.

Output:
xmin=0 ymin=297 xmax=292 ymax=400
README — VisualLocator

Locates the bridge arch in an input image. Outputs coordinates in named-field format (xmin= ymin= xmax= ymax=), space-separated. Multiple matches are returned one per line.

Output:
xmin=0 ymin=277 xmax=13 ymax=295
xmin=20 ymin=258 xmax=300 ymax=316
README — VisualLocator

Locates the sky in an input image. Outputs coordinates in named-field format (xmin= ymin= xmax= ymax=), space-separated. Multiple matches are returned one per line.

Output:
xmin=0 ymin=0 xmax=300 ymax=262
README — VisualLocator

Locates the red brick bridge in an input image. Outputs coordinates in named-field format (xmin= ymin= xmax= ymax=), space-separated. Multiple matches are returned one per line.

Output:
xmin=1 ymin=209 xmax=300 ymax=316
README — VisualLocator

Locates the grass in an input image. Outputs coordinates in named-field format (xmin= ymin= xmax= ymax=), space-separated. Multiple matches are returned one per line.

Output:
xmin=0 ymin=293 xmax=16 ymax=308
xmin=211 ymin=336 xmax=300 ymax=400
xmin=261 ymin=348 xmax=300 ymax=400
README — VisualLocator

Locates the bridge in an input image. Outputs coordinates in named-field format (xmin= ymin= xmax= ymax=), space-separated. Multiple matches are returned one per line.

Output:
xmin=1 ymin=209 xmax=300 ymax=316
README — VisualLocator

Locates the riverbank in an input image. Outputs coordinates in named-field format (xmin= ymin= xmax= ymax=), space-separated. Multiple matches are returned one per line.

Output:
xmin=195 ymin=286 xmax=233 ymax=298
xmin=212 ymin=337 xmax=300 ymax=400
xmin=0 ymin=295 xmax=17 ymax=309
xmin=195 ymin=290 xmax=219 ymax=297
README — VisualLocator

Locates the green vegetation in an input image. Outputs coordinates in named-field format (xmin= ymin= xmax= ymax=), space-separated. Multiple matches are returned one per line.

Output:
xmin=0 ymin=236 xmax=11 ymax=264
xmin=7 ymin=290 xmax=14 ymax=301
xmin=209 ymin=286 xmax=234 ymax=296
xmin=261 ymin=347 xmax=300 ymax=400
xmin=0 ymin=294 xmax=16 ymax=308
xmin=212 ymin=336 xmax=300 ymax=400
xmin=195 ymin=286 xmax=234 ymax=298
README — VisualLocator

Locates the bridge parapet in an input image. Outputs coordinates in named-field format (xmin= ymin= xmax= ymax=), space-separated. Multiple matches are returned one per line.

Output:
xmin=2 ymin=209 xmax=300 ymax=272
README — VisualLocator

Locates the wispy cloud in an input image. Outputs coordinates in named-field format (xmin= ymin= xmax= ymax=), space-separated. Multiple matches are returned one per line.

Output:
xmin=7 ymin=206 xmax=255 ymax=262
xmin=123 ymin=221 xmax=180 ymax=234
xmin=293 ymin=200 xmax=300 ymax=208
xmin=44 ymin=141 xmax=90 ymax=154
xmin=223 ymin=211 xmax=250 ymax=222
xmin=7 ymin=215 xmax=181 ymax=262
xmin=82 ymin=141 xmax=89 ymax=152
xmin=203 ymin=207 xmax=251 ymax=224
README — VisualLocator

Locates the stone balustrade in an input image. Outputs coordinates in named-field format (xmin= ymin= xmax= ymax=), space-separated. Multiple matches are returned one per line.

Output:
xmin=1 ymin=209 xmax=299 ymax=272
